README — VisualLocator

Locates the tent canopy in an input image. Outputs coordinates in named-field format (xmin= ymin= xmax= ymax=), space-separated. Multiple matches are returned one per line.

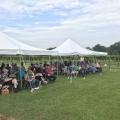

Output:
xmin=52 ymin=39 xmax=107 ymax=56
xmin=0 ymin=32 xmax=54 ymax=55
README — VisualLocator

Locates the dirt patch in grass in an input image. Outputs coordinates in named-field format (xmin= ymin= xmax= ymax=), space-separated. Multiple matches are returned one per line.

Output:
xmin=0 ymin=114 xmax=16 ymax=120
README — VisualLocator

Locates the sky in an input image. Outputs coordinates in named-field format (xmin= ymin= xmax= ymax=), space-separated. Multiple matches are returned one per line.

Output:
xmin=0 ymin=0 xmax=120 ymax=49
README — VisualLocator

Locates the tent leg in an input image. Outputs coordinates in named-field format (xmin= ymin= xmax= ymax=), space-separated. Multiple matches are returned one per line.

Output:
xmin=19 ymin=54 xmax=23 ymax=89
xmin=57 ymin=54 xmax=59 ymax=77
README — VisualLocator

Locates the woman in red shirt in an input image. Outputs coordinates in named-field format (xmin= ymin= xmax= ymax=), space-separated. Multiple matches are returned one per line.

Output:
xmin=45 ymin=64 xmax=56 ymax=82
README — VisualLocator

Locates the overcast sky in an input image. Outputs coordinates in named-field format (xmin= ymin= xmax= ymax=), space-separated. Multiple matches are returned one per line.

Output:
xmin=0 ymin=0 xmax=120 ymax=49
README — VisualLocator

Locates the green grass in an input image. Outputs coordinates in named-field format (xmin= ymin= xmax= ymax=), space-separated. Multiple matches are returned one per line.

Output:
xmin=0 ymin=70 xmax=120 ymax=120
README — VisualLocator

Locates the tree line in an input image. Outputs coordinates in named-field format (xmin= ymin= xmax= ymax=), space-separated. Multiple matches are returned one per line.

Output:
xmin=87 ymin=41 xmax=120 ymax=55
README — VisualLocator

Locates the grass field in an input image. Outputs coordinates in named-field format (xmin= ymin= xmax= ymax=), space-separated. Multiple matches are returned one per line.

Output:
xmin=0 ymin=70 xmax=120 ymax=120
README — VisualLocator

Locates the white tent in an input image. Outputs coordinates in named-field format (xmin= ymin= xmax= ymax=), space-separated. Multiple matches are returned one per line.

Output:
xmin=90 ymin=51 xmax=107 ymax=56
xmin=0 ymin=32 xmax=53 ymax=55
xmin=52 ymin=39 xmax=107 ymax=56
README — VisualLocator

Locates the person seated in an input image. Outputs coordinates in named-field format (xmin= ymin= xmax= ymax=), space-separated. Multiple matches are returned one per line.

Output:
xmin=10 ymin=74 xmax=18 ymax=92
xmin=45 ymin=64 xmax=56 ymax=82
xmin=26 ymin=67 xmax=39 ymax=92
xmin=15 ymin=63 xmax=26 ymax=88
xmin=89 ymin=65 xmax=96 ymax=73
xmin=17 ymin=67 xmax=26 ymax=79
xmin=35 ymin=68 xmax=48 ymax=86
xmin=1 ymin=69 xmax=12 ymax=91
xmin=67 ymin=64 xmax=74 ymax=80
xmin=79 ymin=61 xmax=86 ymax=79
xmin=0 ymin=73 xmax=18 ymax=93
xmin=96 ymin=62 xmax=102 ymax=72
xmin=71 ymin=64 xmax=79 ymax=79
xmin=2 ymin=67 xmax=9 ymax=80
xmin=62 ymin=65 xmax=68 ymax=76
xmin=4 ymin=74 xmax=18 ymax=93
xmin=74 ymin=64 xmax=79 ymax=78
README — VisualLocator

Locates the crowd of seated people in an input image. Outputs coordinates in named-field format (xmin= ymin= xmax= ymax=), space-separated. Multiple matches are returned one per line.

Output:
xmin=0 ymin=63 xmax=19 ymax=93
xmin=0 ymin=59 xmax=102 ymax=94
xmin=58 ymin=59 xmax=102 ymax=79
xmin=0 ymin=62 xmax=57 ymax=94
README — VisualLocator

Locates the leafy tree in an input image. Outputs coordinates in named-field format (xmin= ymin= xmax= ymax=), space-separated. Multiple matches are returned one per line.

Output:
xmin=92 ymin=44 xmax=107 ymax=52
xmin=108 ymin=41 xmax=120 ymax=55
xmin=86 ymin=47 xmax=92 ymax=50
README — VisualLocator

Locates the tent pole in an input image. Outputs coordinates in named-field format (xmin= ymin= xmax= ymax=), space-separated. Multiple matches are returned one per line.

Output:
xmin=29 ymin=56 xmax=31 ymax=65
xmin=57 ymin=52 xmax=59 ymax=77
xmin=49 ymin=56 xmax=51 ymax=64
xmin=19 ymin=53 xmax=23 ymax=89
xmin=108 ymin=55 xmax=111 ymax=71
xmin=60 ymin=55 xmax=64 ymax=64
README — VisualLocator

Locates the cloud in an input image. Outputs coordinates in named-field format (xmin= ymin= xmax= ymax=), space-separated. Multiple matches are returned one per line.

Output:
xmin=0 ymin=0 xmax=120 ymax=27
xmin=1 ymin=0 xmax=120 ymax=48
xmin=59 ymin=0 xmax=120 ymax=27
xmin=0 ymin=0 xmax=80 ymax=13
